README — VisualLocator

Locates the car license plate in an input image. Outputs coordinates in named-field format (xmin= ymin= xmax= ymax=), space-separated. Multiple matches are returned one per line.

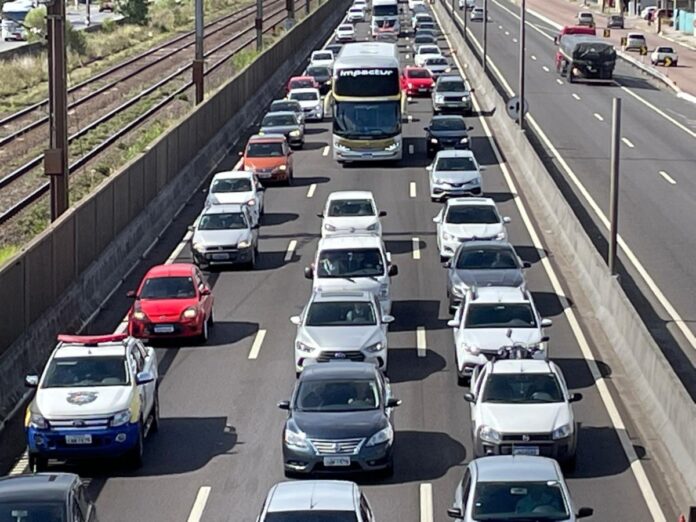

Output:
xmin=154 ymin=324 xmax=175 ymax=334
xmin=512 ymin=446 xmax=539 ymax=456
xmin=257 ymin=172 xmax=272 ymax=178
xmin=65 ymin=434 xmax=92 ymax=445
xmin=418 ymin=88 xmax=427 ymax=92
xmin=323 ymin=456 xmax=351 ymax=467
xmin=211 ymin=253 xmax=229 ymax=261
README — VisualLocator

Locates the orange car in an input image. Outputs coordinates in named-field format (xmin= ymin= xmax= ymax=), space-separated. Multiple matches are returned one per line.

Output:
xmin=240 ymin=134 xmax=294 ymax=185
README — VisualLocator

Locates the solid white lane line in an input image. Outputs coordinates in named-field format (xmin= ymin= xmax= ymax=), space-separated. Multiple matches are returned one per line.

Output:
xmin=187 ymin=486 xmax=212 ymax=522
xmin=531 ymin=54 xmax=537 ymax=60
xmin=409 ymin=181 xmax=417 ymax=198
xmin=10 ymin=452 xmax=28 ymax=475
xmin=416 ymin=327 xmax=427 ymax=357
xmin=620 ymin=86 xmax=696 ymax=139
xmin=542 ymin=65 xmax=549 ymax=72
xmin=306 ymin=183 xmax=316 ymax=198
xmin=572 ymin=93 xmax=581 ymax=100
xmin=248 ymin=329 xmax=267 ymax=360
xmin=556 ymin=78 xmax=563 ymax=85
xmin=659 ymin=170 xmax=677 ymax=184
xmin=504 ymin=30 xmax=510 ymax=35
xmin=322 ymin=145 xmax=329 ymax=156
xmin=412 ymin=237 xmax=421 ymax=260
xmin=284 ymin=240 xmax=297 ymax=262
xmin=621 ymin=137 xmax=635 ymax=148
xmin=420 ymin=483 xmax=433 ymax=522
xmin=409 ymin=144 xmax=415 ymax=154
xmin=166 ymin=230 xmax=192 ymax=264
xmin=435 ymin=11 xmax=667 ymax=519
xmin=593 ymin=112 xmax=604 ymax=121
xmin=406 ymin=53 xmax=411 ymax=59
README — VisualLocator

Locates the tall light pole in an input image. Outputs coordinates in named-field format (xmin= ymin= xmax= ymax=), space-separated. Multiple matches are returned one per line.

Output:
xmin=256 ymin=0 xmax=263 ymax=50
xmin=45 ymin=0 xmax=69 ymax=221
xmin=193 ymin=0 xmax=204 ymax=104
xmin=518 ymin=0 xmax=526 ymax=128
xmin=608 ymin=97 xmax=622 ymax=275
xmin=482 ymin=0 xmax=488 ymax=73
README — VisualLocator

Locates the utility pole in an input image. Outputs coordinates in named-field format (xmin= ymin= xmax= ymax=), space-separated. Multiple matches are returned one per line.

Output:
xmin=286 ymin=0 xmax=295 ymax=28
xmin=193 ymin=0 xmax=204 ymax=104
xmin=45 ymin=0 xmax=69 ymax=221
xmin=463 ymin=0 xmax=468 ymax=41
xmin=256 ymin=0 xmax=263 ymax=50
xmin=305 ymin=0 xmax=310 ymax=15
xmin=482 ymin=0 xmax=488 ymax=73
xmin=608 ymin=97 xmax=621 ymax=275
xmin=518 ymin=0 xmax=526 ymax=128
xmin=85 ymin=0 xmax=91 ymax=26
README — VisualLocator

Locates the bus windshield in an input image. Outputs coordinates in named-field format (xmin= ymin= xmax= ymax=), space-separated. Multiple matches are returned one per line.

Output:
xmin=373 ymin=4 xmax=398 ymax=16
xmin=334 ymin=100 xmax=401 ymax=139
xmin=334 ymin=68 xmax=400 ymax=96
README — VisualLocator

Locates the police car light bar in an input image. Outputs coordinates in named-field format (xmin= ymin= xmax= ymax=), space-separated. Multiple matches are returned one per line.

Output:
xmin=57 ymin=334 xmax=128 ymax=346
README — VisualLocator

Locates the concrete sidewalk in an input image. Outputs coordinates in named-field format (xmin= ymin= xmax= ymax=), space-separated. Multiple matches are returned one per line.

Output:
xmin=516 ymin=0 xmax=696 ymax=98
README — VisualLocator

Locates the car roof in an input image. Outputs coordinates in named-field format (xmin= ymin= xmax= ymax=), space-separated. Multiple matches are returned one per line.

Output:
xmin=437 ymin=74 xmax=464 ymax=81
xmin=0 ymin=473 xmax=77 ymax=503
xmin=54 ymin=333 xmax=129 ymax=359
xmin=202 ymin=203 xmax=246 ymax=214
xmin=457 ymin=239 xmax=515 ymax=252
xmin=319 ymin=234 xmax=383 ymax=249
xmin=432 ymin=114 xmax=466 ymax=122
xmin=263 ymin=111 xmax=297 ymax=118
xmin=146 ymin=263 xmax=194 ymax=278
xmin=447 ymin=196 xmax=495 ymax=207
xmin=266 ymin=481 xmax=357 ymax=512
xmin=211 ymin=170 xmax=255 ymax=180
xmin=472 ymin=286 xmax=529 ymax=303
xmin=312 ymin=289 xmax=374 ymax=302
xmin=300 ymin=361 xmax=378 ymax=381
xmin=289 ymin=88 xmax=321 ymax=95
xmin=489 ymin=359 xmax=554 ymax=374
xmin=436 ymin=149 xmax=475 ymax=159
xmin=327 ymin=190 xmax=375 ymax=201
xmin=627 ymin=32 xmax=644 ymax=37
xmin=474 ymin=456 xmax=561 ymax=482
xmin=338 ymin=24 xmax=354 ymax=29
xmin=404 ymin=65 xmax=429 ymax=71
xmin=417 ymin=44 xmax=440 ymax=52
xmin=248 ymin=133 xmax=286 ymax=143
xmin=271 ymin=98 xmax=301 ymax=105
xmin=313 ymin=49 xmax=334 ymax=56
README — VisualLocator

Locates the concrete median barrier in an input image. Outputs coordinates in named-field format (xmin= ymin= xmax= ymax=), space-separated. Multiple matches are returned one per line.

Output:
xmin=434 ymin=0 xmax=696 ymax=509
xmin=0 ymin=0 xmax=348 ymax=432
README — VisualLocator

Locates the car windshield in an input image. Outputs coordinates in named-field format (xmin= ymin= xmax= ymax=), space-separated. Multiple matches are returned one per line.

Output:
xmin=198 ymin=212 xmax=248 ymax=230
xmin=290 ymin=79 xmax=314 ymax=89
xmin=306 ymin=301 xmax=377 ymax=326
xmin=438 ymin=80 xmax=466 ymax=91
xmin=419 ymin=46 xmax=440 ymax=55
xmin=456 ymin=248 xmax=519 ymax=269
xmin=262 ymin=114 xmax=297 ymax=126
xmin=426 ymin=57 xmax=448 ymax=66
xmin=211 ymin=178 xmax=252 ymax=193
xmin=436 ymin=156 xmax=477 ymax=171
xmin=307 ymin=66 xmax=330 ymax=76
xmin=290 ymin=92 xmax=319 ymax=101
xmin=482 ymin=373 xmax=564 ymax=403
xmin=295 ymin=379 xmax=380 ymax=411
xmin=246 ymin=142 xmax=284 ymax=157
xmin=328 ymin=199 xmax=375 ymax=217
xmin=314 ymin=52 xmax=333 ymax=61
xmin=140 ymin=276 xmax=196 ymax=299
xmin=658 ymin=47 xmax=674 ymax=53
xmin=465 ymin=303 xmax=538 ymax=328
xmin=473 ymin=481 xmax=570 ymax=520
xmin=317 ymin=248 xmax=385 ymax=277
xmin=334 ymin=100 xmax=400 ymax=139
xmin=445 ymin=206 xmax=499 ymax=224
xmin=407 ymin=69 xmax=431 ymax=78
xmin=42 ymin=356 xmax=128 ymax=388
xmin=263 ymin=513 xmax=358 ymax=522
xmin=0 ymin=502 xmax=66 ymax=521
xmin=432 ymin=117 xmax=466 ymax=131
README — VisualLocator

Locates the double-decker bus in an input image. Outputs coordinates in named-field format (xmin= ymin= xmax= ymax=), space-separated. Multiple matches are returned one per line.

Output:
xmin=371 ymin=0 xmax=399 ymax=38
xmin=330 ymin=42 xmax=403 ymax=163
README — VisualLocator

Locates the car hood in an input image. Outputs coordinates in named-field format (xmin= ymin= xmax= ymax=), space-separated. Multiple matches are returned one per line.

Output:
xmin=206 ymin=191 xmax=253 ymax=206
xmin=430 ymin=129 xmax=468 ymax=139
xmin=35 ymin=386 xmax=132 ymax=418
xmin=435 ymin=90 xmax=470 ymax=97
xmin=442 ymin=223 xmax=504 ymax=240
xmin=295 ymin=99 xmax=321 ymax=109
xmin=453 ymin=268 xmax=524 ymax=288
xmin=458 ymin=328 xmax=542 ymax=353
xmin=298 ymin=325 xmax=383 ymax=350
xmin=324 ymin=216 xmax=380 ymax=232
xmin=243 ymin=157 xmax=286 ymax=170
xmin=193 ymin=228 xmax=251 ymax=247
xmin=259 ymin=124 xmax=300 ymax=135
xmin=432 ymin=170 xmax=479 ymax=183
xmin=291 ymin=409 xmax=388 ymax=439
xmin=138 ymin=297 xmax=198 ymax=318
xmin=479 ymin=403 xmax=570 ymax=433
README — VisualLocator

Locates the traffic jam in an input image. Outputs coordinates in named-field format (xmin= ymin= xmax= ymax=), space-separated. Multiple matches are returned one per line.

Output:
xmin=1 ymin=0 xmax=665 ymax=520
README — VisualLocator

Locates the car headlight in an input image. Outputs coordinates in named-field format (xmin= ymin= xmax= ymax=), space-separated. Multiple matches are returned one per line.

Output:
xmin=314 ymin=104 xmax=322 ymax=112
xmin=182 ymin=307 xmax=198 ymax=319
xmin=324 ymin=223 xmax=337 ymax=231
xmin=111 ymin=409 xmax=132 ymax=427
xmin=442 ymin=231 xmax=454 ymax=241
xmin=379 ymin=283 xmax=389 ymax=298
xmin=296 ymin=341 xmax=315 ymax=353
xmin=290 ymin=130 xmax=301 ymax=137
xmin=364 ymin=341 xmax=384 ymax=353
xmin=433 ymin=177 xmax=446 ymax=185
xmin=366 ymin=222 xmax=379 ymax=231
xmin=192 ymin=242 xmax=206 ymax=253
xmin=366 ymin=425 xmax=393 ymax=447
xmin=479 ymin=425 xmax=502 ymax=443
xmin=451 ymin=284 xmax=466 ymax=297
xmin=461 ymin=95 xmax=470 ymax=101
xmin=238 ymin=239 xmax=252 ymax=248
xmin=133 ymin=310 xmax=147 ymax=321
xmin=495 ymin=232 xmax=506 ymax=240
xmin=29 ymin=411 xmax=48 ymax=429
xmin=278 ymin=165 xmax=287 ymax=171
xmin=460 ymin=137 xmax=469 ymax=144
xmin=552 ymin=424 xmax=572 ymax=440
xmin=385 ymin=141 xmax=400 ymax=152
xmin=407 ymin=82 xmax=414 ymax=88
xmin=435 ymin=94 xmax=444 ymax=102
xmin=430 ymin=138 xmax=438 ymax=144
xmin=284 ymin=427 xmax=310 ymax=450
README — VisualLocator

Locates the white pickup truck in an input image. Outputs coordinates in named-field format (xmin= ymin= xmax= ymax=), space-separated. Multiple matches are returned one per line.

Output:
xmin=651 ymin=46 xmax=678 ymax=66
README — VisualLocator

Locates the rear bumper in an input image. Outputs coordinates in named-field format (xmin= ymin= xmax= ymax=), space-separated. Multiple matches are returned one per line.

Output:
xmin=474 ymin=433 xmax=577 ymax=462
xmin=129 ymin=318 xmax=203 ymax=339
xmin=193 ymin=246 xmax=253 ymax=267
xmin=27 ymin=423 xmax=140 ymax=459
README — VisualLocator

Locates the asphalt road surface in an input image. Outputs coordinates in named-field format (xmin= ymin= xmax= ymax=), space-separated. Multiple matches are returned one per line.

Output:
xmin=10 ymin=8 xmax=678 ymax=522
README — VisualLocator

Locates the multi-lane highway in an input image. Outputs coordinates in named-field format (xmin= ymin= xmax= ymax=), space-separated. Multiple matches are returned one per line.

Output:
xmin=8 ymin=5 xmax=680 ymax=521
xmin=460 ymin=0 xmax=696 ymax=391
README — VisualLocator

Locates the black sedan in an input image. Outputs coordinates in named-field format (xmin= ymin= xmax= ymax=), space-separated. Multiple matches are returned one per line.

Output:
xmin=305 ymin=65 xmax=332 ymax=94
xmin=278 ymin=361 xmax=401 ymax=477
xmin=425 ymin=115 xmax=473 ymax=157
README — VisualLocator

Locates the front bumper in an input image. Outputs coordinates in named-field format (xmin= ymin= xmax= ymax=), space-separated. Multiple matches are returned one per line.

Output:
xmin=283 ymin=441 xmax=393 ymax=474
xmin=406 ymin=85 xmax=432 ymax=96
xmin=474 ymin=432 xmax=576 ymax=462
xmin=430 ymin=182 xmax=481 ymax=200
xmin=254 ymin=168 xmax=290 ymax=182
xmin=129 ymin=317 xmax=203 ymax=339
xmin=334 ymin=146 xmax=402 ymax=162
xmin=192 ymin=246 xmax=253 ymax=267
xmin=27 ymin=422 xmax=140 ymax=459
xmin=433 ymin=99 xmax=473 ymax=112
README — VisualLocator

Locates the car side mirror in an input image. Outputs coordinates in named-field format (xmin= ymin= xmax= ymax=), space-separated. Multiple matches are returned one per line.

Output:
xmin=386 ymin=397 xmax=402 ymax=407
xmin=577 ymin=507 xmax=594 ymax=518
xmin=503 ymin=216 xmax=511 ymax=224
xmin=200 ymin=287 xmax=211 ymax=296
xmin=257 ymin=186 xmax=266 ymax=192
xmin=541 ymin=318 xmax=553 ymax=327
xmin=468 ymin=126 xmax=474 ymax=131
xmin=569 ymin=392 xmax=583 ymax=403
xmin=443 ymin=259 xmax=451 ymax=268
xmin=423 ymin=126 xmax=430 ymax=131
xmin=290 ymin=315 xmax=301 ymax=325
xmin=126 ymin=290 xmax=137 ymax=298
xmin=433 ymin=216 xmax=441 ymax=223
xmin=25 ymin=374 xmax=39 ymax=388
xmin=238 ymin=151 xmax=243 ymax=156
xmin=304 ymin=266 xmax=314 ymax=279
xmin=317 ymin=213 xmax=324 ymax=218
xmin=447 ymin=507 xmax=464 ymax=519
xmin=187 ymin=224 xmax=194 ymax=232
xmin=469 ymin=87 xmax=475 ymax=93
xmin=136 ymin=371 xmax=155 ymax=385
xmin=252 ymin=223 xmax=260 ymax=229
xmin=463 ymin=392 xmax=475 ymax=402
xmin=522 ymin=261 xmax=532 ymax=268
xmin=447 ymin=319 xmax=459 ymax=328
xmin=541 ymin=336 xmax=550 ymax=343
xmin=382 ymin=314 xmax=395 ymax=324
xmin=277 ymin=400 xmax=291 ymax=410
xmin=426 ymin=164 xmax=433 ymax=171
xmin=479 ymin=166 xmax=487 ymax=171
xmin=553 ymin=36 xmax=559 ymax=44
xmin=379 ymin=210 xmax=387 ymax=217
xmin=388 ymin=264 xmax=399 ymax=276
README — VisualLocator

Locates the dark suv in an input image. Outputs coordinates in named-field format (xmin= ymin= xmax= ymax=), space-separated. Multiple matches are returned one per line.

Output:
xmin=0 ymin=473 xmax=98 ymax=521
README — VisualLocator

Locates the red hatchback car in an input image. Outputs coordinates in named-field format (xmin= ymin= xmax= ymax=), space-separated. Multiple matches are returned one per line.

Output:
xmin=401 ymin=66 xmax=434 ymax=96
xmin=286 ymin=76 xmax=320 ymax=93
xmin=127 ymin=263 xmax=214 ymax=343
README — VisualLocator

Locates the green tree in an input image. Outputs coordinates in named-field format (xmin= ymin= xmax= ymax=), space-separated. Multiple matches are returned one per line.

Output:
xmin=24 ymin=5 xmax=47 ymax=42
xmin=116 ymin=0 xmax=149 ymax=25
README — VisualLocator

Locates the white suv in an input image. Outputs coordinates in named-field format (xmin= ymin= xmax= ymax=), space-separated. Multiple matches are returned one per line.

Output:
xmin=447 ymin=286 xmax=552 ymax=384
xmin=319 ymin=191 xmax=386 ymax=237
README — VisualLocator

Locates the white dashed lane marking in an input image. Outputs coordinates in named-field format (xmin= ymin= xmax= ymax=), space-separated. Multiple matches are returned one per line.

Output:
xmin=322 ymin=145 xmax=329 ymax=156
xmin=542 ymin=65 xmax=549 ymax=72
xmin=659 ymin=170 xmax=676 ymax=184
xmin=409 ymin=182 xmax=417 ymax=198
xmin=412 ymin=237 xmax=421 ymax=259
xmin=420 ymin=483 xmax=433 ymax=522
xmin=572 ymin=93 xmax=580 ymax=100
xmin=248 ymin=330 xmax=267 ymax=360
xmin=416 ymin=327 xmax=427 ymax=357
xmin=593 ymin=113 xmax=604 ymax=121
xmin=284 ymin=240 xmax=297 ymax=262
xmin=306 ymin=183 xmax=316 ymax=198
xmin=187 ymin=486 xmax=211 ymax=522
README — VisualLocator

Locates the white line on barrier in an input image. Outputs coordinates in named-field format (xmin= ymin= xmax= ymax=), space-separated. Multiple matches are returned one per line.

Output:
xmin=572 ymin=93 xmax=581 ymax=100
xmin=187 ymin=486 xmax=211 ymax=522
xmin=409 ymin=182 xmax=417 ymax=198
xmin=322 ymin=145 xmax=329 ymax=156
xmin=412 ymin=237 xmax=421 ymax=260
xmin=248 ymin=329 xmax=267 ymax=360
xmin=556 ymin=78 xmax=563 ymax=85
xmin=306 ymin=183 xmax=317 ymax=198
xmin=542 ymin=65 xmax=549 ymax=72
xmin=419 ymin=483 xmax=433 ymax=522
xmin=593 ymin=113 xmax=604 ymax=122
xmin=416 ymin=327 xmax=427 ymax=357
xmin=284 ymin=240 xmax=297 ymax=262
xmin=531 ymin=54 xmax=537 ymax=60
xmin=659 ymin=170 xmax=676 ymax=184
xmin=621 ymin=137 xmax=635 ymax=148
xmin=409 ymin=144 xmax=415 ymax=154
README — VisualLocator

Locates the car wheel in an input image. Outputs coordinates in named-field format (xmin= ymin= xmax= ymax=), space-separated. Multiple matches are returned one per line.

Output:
xmin=29 ymin=454 xmax=48 ymax=473
xmin=562 ymin=453 xmax=577 ymax=472
xmin=150 ymin=389 xmax=160 ymax=434
xmin=248 ymin=246 xmax=257 ymax=269
xmin=286 ymin=172 xmax=294 ymax=186
xmin=380 ymin=459 xmax=395 ymax=478
xmin=127 ymin=421 xmax=145 ymax=469
xmin=284 ymin=468 xmax=301 ymax=479
xmin=198 ymin=318 xmax=209 ymax=344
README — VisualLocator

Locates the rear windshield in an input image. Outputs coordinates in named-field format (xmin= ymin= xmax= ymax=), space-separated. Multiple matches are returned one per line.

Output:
xmin=211 ymin=178 xmax=252 ymax=193
xmin=407 ymin=69 xmax=431 ymax=78
xmin=307 ymin=66 xmax=331 ymax=76
xmin=445 ymin=206 xmax=499 ymax=224
xmin=271 ymin=101 xmax=301 ymax=112
xmin=328 ymin=199 xmax=376 ymax=217
xmin=290 ymin=91 xmax=319 ymax=101
xmin=418 ymin=46 xmax=440 ymax=55
xmin=313 ymin=52 xmax=333 ymax=61
xmin=289 ymin=79 xmax=314 ymax=89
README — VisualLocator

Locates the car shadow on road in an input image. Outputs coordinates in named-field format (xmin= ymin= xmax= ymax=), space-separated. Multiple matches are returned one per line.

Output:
xmin=304 ymin=127 xmax=327 ymax=135
xmin=390 ymin=300 xmax=448 ymax=332
xmin=291 ymin=176 xmax=331 ymax=187
xmin=513 ymin=245 xmax=547 ymax=266
xmin=303 ymin=141 xmax=329 ymax=151
xmin=569 ymin=425 xmax=646 ymax=479
xmin=554 ymin=356 xmax=611 ymax=390
xmin=486 ymin=191 xmax=515 ymax=203
xmin=615 ymin=74 xmax=660 ymax=91
xmin=386 ymin=347 xmax=447 ymax=383
xmin=531 ymin=290 xmax=573 ymax=318
xmin=207 ymin=321 xmax=259 ymax=347
xmin=261 ymin=212 xmax=299 ymax=226
xmin=385 ymin=238 xmax=427 ymax=255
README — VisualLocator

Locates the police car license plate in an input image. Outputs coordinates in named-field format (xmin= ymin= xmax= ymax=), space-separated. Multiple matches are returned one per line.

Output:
xmin=65 ymin=434 xmax=92 ymax=445
xmin=323 ymin=456 xmax=351 ymax=467
xmin=154 ymin=325 xmax=175 ymax=334
xmin=211 ymin=253 xmax=229 ymax=261
xmin=512 ymin=446 xmax=539 ymax=456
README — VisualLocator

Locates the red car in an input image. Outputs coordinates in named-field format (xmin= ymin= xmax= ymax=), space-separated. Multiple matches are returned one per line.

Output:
xmin=400 ymin=66 xmax=434 ymax=96
xmin=286 ymin=76 xmax=320 ymax=93
xmin=127 ymin=263 xmax=214 ymax=343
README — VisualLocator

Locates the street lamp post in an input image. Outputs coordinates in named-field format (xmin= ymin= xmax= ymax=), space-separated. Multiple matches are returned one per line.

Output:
xmin=193 ymin=0 xmax=204 ymax=104
xmin=608 ymin=97 xmax=622 ymax=275
xmin=518 ymin=0 xmax=526 ymax=128
xmin=482 ymin=0 xmax=488 ymax=73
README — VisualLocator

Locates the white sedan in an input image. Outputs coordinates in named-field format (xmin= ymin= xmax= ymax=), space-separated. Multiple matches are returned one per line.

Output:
xmin=347 ymin=6 xmax=365 ymax=22
xmin=414 ymin=45 xmax=443 ymax=67
xmin=310 ymin=49 xmax=334 ymax=68
xmin=335 ymin=23 xmax=356 ymax=42
xmin=205 ymin=170 xmax=265 ymax=224
xmin=288 ymin=88 xmax=323 ymax=121
xmin=319 ymin=190 xmax=386 ymax=237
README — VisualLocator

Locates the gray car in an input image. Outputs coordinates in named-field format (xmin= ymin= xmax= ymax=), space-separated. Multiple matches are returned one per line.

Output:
xmin=446 ymin=240 xmax=529 ymax=312
xmin=432 ymin=74 xmax=473 ymax=115
xmin=269 ymin=99 xmax=305 ymax=124
xmin=279 ymin=361 xmax=401 ymax=477
xmin=259 ymin=111 xmax=305 ymax=148
xmin=305 ymin=64 xmax=333 ymax=94
xmin=190 ymin=204 xmax=259 ymax=269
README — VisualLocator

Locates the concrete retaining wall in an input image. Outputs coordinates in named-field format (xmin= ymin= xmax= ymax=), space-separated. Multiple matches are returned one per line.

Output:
xmin=0 ymin=0 xmax=348 ymax=418
xmin=434 ymin=0 xmax=696 ymax=506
